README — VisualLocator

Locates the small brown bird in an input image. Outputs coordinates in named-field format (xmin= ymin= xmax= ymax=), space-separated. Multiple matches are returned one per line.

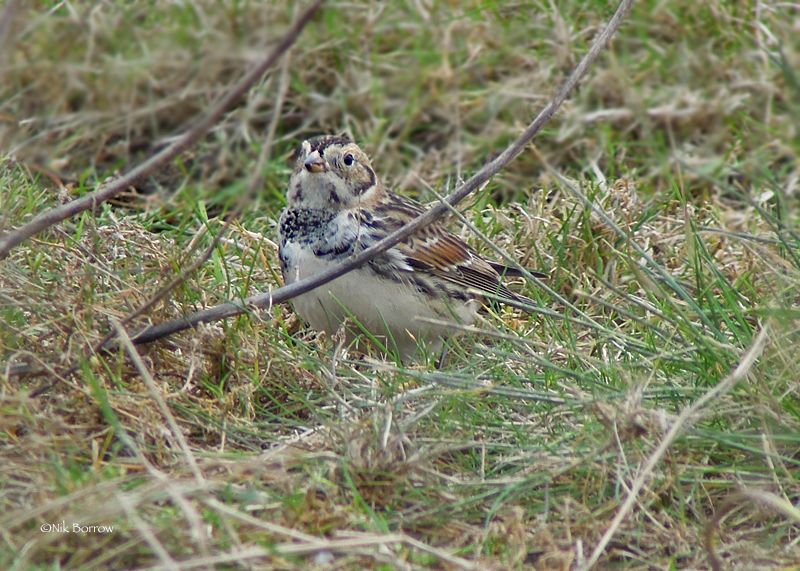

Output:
xmin=278 ymin=134 xmax=541 ymax=358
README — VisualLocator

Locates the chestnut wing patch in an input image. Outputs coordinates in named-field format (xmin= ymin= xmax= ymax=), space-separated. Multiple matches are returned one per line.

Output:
xmin=368 ymin=192 xmax=535 ymax=307
xmin=398 ymin=229 xmax=519 ymax=300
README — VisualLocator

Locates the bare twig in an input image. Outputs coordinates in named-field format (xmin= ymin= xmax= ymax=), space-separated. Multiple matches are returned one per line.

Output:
xmin=89 ymin=51 xmax=292 ymax=360
xmin=0 ymin=0 xmax=324 ymax=259
xmin=26 ymin=57 xmax=295 ymax=391
xmin=580 ymin=326 xmax=770 ymax=570
xmin=131 ymin=0 xmax=636 ymax=346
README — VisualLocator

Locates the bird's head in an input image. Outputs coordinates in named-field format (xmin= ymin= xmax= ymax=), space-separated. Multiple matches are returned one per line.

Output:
xmin=287 ymin=134 xmax=379 ymax=209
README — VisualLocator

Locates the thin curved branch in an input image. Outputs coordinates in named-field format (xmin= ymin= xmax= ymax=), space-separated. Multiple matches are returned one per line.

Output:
xmin=0 ymin=0 xmax=325 ymax=259
xmin=21 ymin=47 xmax=296 ymax=395
xmin=131 ymin=0 xmax=636 ymax=346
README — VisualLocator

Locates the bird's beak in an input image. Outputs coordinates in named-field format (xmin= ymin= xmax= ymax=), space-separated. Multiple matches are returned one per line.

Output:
xmin=304 ymin=153 xmax=326 ymax=173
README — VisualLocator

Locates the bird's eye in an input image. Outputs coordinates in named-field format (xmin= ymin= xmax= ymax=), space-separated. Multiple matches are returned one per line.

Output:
xmin=343 ymin=153 xmax=355 ymax=166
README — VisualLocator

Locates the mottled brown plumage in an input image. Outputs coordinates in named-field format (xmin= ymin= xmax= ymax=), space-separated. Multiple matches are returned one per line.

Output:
xmin=278 ymin=135 xmax=544 ymax=358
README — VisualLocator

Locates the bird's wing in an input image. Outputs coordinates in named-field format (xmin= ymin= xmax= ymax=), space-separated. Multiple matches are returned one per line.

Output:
xmin=370 ymin=192 xmax=536 ymax=308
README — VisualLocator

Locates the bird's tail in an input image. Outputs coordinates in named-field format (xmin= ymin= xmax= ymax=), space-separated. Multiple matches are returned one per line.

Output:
xmin=488 ymin=261 xmax=548 ymax=280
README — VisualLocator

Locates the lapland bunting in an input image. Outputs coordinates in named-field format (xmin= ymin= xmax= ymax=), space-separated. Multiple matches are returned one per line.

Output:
xmin=278 ymin=134 xmax=541 ymax=358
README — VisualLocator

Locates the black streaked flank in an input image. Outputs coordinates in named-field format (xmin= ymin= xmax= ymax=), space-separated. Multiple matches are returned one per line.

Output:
xmin=313 ymin=240 xmax=354 ymax=258
xmin=366 ymin=257 xmax=443 ymax=301
xmin=358 ymin=209 xmax=373 ymax=224
xmin=278 ymin=249 xmax=287 ymax=273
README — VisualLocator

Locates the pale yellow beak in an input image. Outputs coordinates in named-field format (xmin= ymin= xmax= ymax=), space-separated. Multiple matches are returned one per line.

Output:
xmin=304 ymin=154 xmax=326 ymax=173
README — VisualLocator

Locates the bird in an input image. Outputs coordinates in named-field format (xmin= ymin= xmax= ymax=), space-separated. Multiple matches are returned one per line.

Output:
xmin=278 ymin=134 xmax=543 ymax=359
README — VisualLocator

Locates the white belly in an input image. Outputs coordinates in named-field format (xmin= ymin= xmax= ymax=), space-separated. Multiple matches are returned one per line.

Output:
xmin=282 ymin=242 xmax=478 ymax=357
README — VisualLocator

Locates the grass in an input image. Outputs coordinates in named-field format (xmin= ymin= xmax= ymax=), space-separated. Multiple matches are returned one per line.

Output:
xmin=1 ymin=0 xmax=800 ymax=569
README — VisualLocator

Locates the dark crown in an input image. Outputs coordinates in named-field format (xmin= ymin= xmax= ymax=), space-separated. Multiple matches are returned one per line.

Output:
xmin=291 ymin=133 xmax=353 ymax=164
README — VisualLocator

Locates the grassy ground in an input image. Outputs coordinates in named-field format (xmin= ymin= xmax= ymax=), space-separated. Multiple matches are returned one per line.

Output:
xmin=1 ymin=1 xmax=799 ymax=569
